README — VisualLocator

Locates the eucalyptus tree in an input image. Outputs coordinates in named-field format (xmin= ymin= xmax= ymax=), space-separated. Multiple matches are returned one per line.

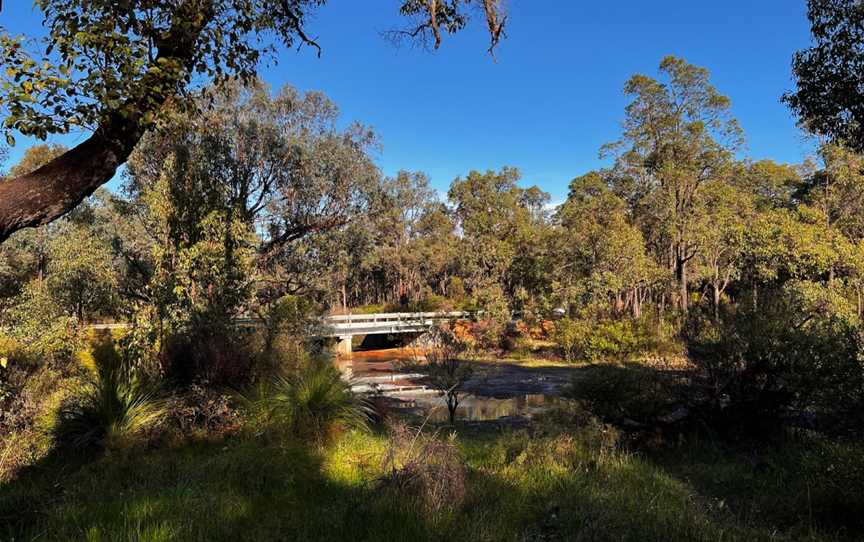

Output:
xmin=448 ymin=167 xmax=551 ymax=315
xmin=692 ymin=179 xmax=756 ymax=318
xmin=122 ymin=81 xmax=380 ymax=327
xmin=737 ymin=160 xmax=802 ymax=210
xmin=604 ymin=56 xmax=743 ymax=311
xmin=0 ymin=0 xmax=510 ymax=243
xmin=364 ymin=171 xmax=441 ymax=306
xmin=556 ymin=171 xmax=658 ymax=318
xmin=785 ymin=0 xmax=864 ymax=151
xmin=0 ymin=144 xmax=70 ymax=303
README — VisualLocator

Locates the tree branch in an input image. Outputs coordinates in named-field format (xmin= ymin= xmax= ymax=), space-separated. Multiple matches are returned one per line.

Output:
xmin=0 ymin=1 xmax=215 ymax=243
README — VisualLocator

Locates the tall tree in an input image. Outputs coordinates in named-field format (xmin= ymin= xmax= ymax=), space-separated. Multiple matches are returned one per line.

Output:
xmin=448 ymin=167 xmax=550 ymax=315
xmin=556 ymin=171 xmax=657 ymax=318
xmin=605 ymin=56 xmax=743 ymax=311
xmin=0 ymin=0 xmax=510 ymax=243
xmin=122 ymin=81 xmax=379 ymax=320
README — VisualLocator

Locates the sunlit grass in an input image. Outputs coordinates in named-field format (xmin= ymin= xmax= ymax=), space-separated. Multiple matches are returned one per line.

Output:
xmin=2 ymin=420 xmax=858 ymax=541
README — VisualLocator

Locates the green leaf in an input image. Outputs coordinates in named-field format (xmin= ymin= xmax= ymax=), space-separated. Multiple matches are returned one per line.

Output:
xmin=5 ymin=133 xmax=15 ymax=146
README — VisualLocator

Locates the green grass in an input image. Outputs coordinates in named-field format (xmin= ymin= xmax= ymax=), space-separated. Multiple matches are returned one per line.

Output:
xmin=2 ymin=417 xmax=861 ymax=541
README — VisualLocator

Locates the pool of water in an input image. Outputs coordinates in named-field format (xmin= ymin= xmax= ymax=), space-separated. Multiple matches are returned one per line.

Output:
xmin=340 ymin=349 xmax=568 ymax=422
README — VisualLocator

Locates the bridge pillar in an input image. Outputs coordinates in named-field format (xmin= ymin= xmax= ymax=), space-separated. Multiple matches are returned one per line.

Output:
xmin=335 ymin=335 xmax=353 ymax=357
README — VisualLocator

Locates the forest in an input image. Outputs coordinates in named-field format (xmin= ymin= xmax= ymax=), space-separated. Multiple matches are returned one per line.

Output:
xmin=1 ymin=1 xmax=864 ymax=541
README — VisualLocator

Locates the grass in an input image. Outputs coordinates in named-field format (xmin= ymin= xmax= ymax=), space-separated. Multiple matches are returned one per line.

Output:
xmin=2 ymin=414 xmax=861 ymax=541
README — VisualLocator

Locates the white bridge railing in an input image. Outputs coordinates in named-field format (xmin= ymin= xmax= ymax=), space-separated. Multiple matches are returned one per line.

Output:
xmin=321 ymin=311 xmax=468 ymax=337
xmin=88 ymin=311 xmax=470 ymax=338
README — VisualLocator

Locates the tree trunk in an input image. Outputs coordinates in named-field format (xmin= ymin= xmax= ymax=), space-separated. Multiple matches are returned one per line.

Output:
xmin=0 ymin=0 xmax=214 ymax=244
xmin=677 ymin=257 xmax=689 ymax=312
xmin=712 ymin=282 xmax=721 ymax=320
xmin=0 ymin=130 xmax=132 ymax=242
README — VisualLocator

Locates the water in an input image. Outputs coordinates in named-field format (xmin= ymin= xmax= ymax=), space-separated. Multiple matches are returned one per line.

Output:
xmin=339 ymin=348 xmax=564 ymax=422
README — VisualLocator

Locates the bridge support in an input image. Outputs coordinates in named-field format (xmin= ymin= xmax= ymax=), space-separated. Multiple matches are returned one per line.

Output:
xmin=335 ymin=335 xmax=353 ymax=357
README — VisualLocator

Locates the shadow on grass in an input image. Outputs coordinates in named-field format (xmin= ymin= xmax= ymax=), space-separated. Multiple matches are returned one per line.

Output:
xmin=0 ymin=434 xmax=436 ymax=542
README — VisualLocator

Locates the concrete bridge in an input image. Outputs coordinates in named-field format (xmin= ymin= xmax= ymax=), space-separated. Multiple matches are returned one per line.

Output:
xmin=89 ymin=311 xmax=468 ymax=356
xmin=322 ymin=311 xmax=467 ymax=356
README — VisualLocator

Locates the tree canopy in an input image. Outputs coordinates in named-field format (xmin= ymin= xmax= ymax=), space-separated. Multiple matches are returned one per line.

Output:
xmin=0 ymin=0 xmax=510 ymax=243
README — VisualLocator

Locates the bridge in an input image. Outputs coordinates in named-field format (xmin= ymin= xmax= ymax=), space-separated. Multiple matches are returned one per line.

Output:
xmin=89 ymin=311 xmax=469 ymax=357
xmin=321 ymin=311 xmax=467 ymax=356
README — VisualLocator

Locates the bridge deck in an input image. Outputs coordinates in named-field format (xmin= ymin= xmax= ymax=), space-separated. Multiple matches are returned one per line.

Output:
xmin=321 ymin=311 xmax=466 ymax=338
xmin=88 ymin=311 xmax=469 ymax=341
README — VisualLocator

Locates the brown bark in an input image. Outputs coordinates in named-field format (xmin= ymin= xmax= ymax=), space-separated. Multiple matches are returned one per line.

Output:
xmin=677 ymin=257 xmax=689 ymax=312
xmin=0 ymin=128 xmax=132 ymax=242
xmin=0 ymin=1 xmax=215 ymax=244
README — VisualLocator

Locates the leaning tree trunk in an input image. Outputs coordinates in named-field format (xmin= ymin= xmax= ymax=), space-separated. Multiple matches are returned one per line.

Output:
xmin=0 ymin=0 xmax=214 ymax=244
xmin=0 ymin=126 xmax=134 ymax=242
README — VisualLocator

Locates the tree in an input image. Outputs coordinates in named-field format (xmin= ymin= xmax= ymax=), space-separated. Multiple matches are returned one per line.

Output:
xmin=737 ymin=160 xmax=801 ymax=210
xmin=403 ymin=323 xmax=474 ymax=425
xmin=785 ymin=0 xmax=864 ymax=151
xmin=556 ymin=171 xmax=658 ymax=318
xmin=0 ymin=144 xmax=69 ymax=297
xmin=605 ymin=56 xmax=743 ymax=311
xmin=104 ymin=81 xmax=381 ymax=372
xmin=692 ymin=179 xmax=755 ymax=318
xmin=0 ymin=0 xmax=510 ymax=243
xmin=448 ymin=167 xmax=551 ymax=315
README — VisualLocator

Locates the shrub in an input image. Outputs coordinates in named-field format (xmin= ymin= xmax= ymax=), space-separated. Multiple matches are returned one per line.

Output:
xmin=378 ymin=420 xmax=467 ymax=517
xmin=684 ymin=293 xmax=864 ymax=435
xmin=168 ymin=384 xmax=242 ymax=438
xmin=568 ymin=363 xmax=681 ymax=426
xmin=161 ymin=329 xmax=255 ymax=386
xmin=53 ymin=336 xmax=166 ymax=450
xmin=554 ymin=317 xmax=648 ymax=362
xmin=401 ymin=324 xmax=474 ymax=424
xmin=246 ymin=357 xmax=370 ymax=442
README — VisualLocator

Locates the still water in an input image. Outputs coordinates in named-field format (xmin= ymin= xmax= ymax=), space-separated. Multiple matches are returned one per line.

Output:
xmin=338 ymin=349 xmax=561 ymax=422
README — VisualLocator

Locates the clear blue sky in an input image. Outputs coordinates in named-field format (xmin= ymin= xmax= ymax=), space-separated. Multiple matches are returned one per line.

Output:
xmin=2 ymin=1 xmax=814 ymax=202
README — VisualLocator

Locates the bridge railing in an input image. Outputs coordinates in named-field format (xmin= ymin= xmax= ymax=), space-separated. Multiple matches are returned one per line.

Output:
xmin=88 ymin=312 xmax=472 ymax=334
xmin=324 ymin=311 xmax=468 ymax=324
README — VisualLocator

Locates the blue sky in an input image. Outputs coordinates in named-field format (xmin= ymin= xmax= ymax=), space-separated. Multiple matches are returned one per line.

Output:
xmin=2 ymin=1 xmax=814 ymax=202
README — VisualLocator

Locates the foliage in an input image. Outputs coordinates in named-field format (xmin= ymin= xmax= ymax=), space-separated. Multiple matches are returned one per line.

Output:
xmin=53 ymin=335 xmax=166 ymax=450
xmin=569 ymin=363 xmax=682 ymax=425
xmin=785 ymin=0 xmax=864 ymax=151
xmin=554 ymin=317 xmax=657 ymax=363
xmin=378 ymin=421 xmax=467 ymax=517
xmin=0 ymin=1 xmax=507 ymax=143
xmin=403 ymin=323 xmax=474 ymax=424
xmin=684 ymin=289 xmax=864 ymax=434
xmin=160 ymin=328 xmax=256 ymax=386
xmin=0 ymin=281 xmax=81 ymax=367
xmin=604 ymin=55 xmax=742 ymax=312
xmin=245 ymin=357 xmax=370 ymax=442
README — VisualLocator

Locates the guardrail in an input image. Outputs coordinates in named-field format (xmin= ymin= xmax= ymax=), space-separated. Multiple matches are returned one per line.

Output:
xmin=324 ymin=311 xmax=468 ymax=324
xmin=87 ymin=311 xmax=472 ymax=335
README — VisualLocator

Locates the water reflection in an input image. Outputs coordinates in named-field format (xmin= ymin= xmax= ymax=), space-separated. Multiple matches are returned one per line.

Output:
xmin=342 ymin=348 xmax=559 ymax=422
xmin=412 ymin=393 xmax=554 ymax=422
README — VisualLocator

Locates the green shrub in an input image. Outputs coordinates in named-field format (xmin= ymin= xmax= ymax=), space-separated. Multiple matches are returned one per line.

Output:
xmin=53 ymin=336 xmax=166 ymax=450
xmin=246 ymin=358 xmax=370 ymax=442
xmin=569 ymin=363 xmax=680 ymax=424
xmin=684 ymin=293 xmax=864 ymax=435
xmin=554 ymin=317 xmax=649 ymax=362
